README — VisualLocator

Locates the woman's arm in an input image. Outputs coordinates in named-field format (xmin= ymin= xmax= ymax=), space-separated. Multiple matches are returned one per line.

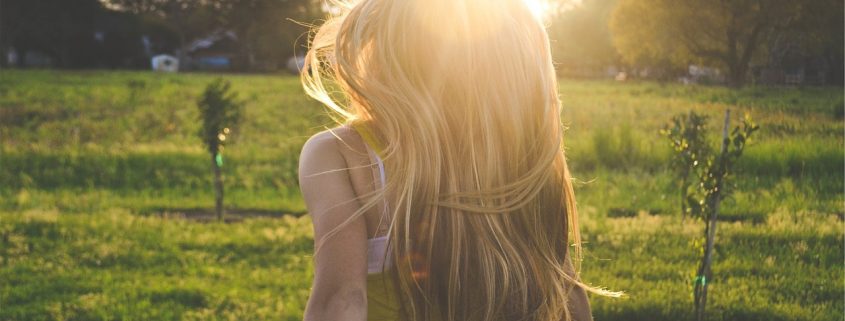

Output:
xmin=300 ymin=129 xmax=368 ymax=321
xmin=564 ymin=253 xmax=593 ymax=321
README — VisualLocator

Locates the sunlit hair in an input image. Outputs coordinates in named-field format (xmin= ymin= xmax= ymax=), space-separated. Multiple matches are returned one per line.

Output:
xmin=302 ymin=0 xmax=620 ymax=320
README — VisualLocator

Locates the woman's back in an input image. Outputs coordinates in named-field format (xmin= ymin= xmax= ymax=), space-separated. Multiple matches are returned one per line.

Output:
xmin=301 ymin=123 xmax=594 ymax=321
xmin=299 ymin=1 xmax=618 ymax=320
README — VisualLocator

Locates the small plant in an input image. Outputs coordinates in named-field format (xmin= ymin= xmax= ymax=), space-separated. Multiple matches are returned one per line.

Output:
xmin=197 ymin=79 xmax=243 ymax=221
xmin=661 ymin=110 xmax=758 ymax=321
xmin=661 ymin=112 xmax=710 ymax=222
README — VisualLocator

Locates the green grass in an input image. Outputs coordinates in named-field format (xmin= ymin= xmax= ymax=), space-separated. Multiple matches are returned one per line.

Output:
xmin=1 ymin=209 xmax=313 ymax=321
xmin=0 ymin=70 xmax=842 ymax=320
xmin=583 ymin=209 xmax=842 ymax=321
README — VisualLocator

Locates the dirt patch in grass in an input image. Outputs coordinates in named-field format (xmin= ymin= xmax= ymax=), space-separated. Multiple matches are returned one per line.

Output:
xmin=145 ymin=207 xmax=306 ymax=223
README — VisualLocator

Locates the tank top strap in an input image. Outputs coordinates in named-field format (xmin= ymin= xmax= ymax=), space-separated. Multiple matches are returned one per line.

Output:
xmin=368 ymin=148 xmax=387 ymax=188
xmin=349 ymin=121 xmax=386 ymax=186
xmin=349 ymin=121 xmax=385 ymax=158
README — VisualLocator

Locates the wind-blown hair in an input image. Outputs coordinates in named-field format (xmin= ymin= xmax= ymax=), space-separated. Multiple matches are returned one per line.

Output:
xmin=301 ymin=0 xmax=619 ymax=320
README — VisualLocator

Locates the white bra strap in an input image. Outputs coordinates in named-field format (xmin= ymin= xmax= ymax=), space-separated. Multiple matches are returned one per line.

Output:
xmin=367 ymin=148 xmax=387 ymax=188
xmin=366 ymin=147 xmax=389 ymax=223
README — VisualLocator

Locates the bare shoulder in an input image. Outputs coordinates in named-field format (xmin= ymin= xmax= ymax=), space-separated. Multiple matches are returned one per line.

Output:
xmin=298 ymin=126 xmax=361 ymax=220
xmin=299 ymin=126 xmax=367 ymax=174
xmin=300 ymin=126 xmax=350 ymax=155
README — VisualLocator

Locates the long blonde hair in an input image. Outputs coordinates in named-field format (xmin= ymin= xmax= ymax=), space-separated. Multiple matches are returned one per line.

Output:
xmin=302 ymin=1 xmax=618 ymax=320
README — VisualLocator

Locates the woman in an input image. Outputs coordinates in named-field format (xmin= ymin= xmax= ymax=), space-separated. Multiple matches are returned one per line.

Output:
xmin=298 ymin=0 xmax=618 ymax=320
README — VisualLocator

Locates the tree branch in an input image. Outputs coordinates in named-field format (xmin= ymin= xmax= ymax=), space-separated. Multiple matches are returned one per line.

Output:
xmin=681 ymin=32 xmax=729 ymax=62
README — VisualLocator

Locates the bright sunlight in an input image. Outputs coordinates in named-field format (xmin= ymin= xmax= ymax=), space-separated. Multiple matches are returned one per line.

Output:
xmin=523 ymin=0 xmax=551 ymax=18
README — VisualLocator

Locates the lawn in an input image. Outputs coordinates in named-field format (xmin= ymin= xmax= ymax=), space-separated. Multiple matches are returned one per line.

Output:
xmin=0 ymin=70 xmax=842 ymax=320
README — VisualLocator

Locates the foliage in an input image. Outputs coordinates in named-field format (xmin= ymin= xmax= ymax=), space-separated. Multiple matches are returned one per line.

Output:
xmin=662 ymin=112 xmax=759 ymax=220
xmin=222 ymin=0 xmax=320 ymax=70
xmin=660 ymin=112 xmax=710 ymax=220
xmin=547 ymin=0 xmax=620 ymax=77
xmin=197 ymin=78 xmax=243 ymax=220
xmin=2 ymin=0 xmax=320 ymax=70
xmin=102 ymin=0 xmax=320 ymax=70
xmin=609 ymin=0 xmax=844 ymax=86
xmin=662 ymin=110 xmax=759 ymax=320
xmin=197 ymin=79 xmax=242 ymax=157
xmin=0 ymin=0 xmax=113 ymax=68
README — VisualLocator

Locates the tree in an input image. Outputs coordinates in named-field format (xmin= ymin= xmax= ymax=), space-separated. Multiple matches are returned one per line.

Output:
xmin=547 ymin=0 xmax=620 ymax=77
xmin=103 ymin=0 xmax=322 ymax=71
xmin=197 ymin=79 xmax=243 ymax=221
xmin=1 ymin=0 xmax=105 ymax=68
xmin=661 ymin=112 xmax=710 ymax=223
xmin=223 ymin=0 xmax=320 ymax=70
xmin=103 ymin=0 xmax=215 ymax=63
xmin=609 ymin=0 xmax=842 ymax=87
xmin=662 ymin=111 xmax=758 ymax=321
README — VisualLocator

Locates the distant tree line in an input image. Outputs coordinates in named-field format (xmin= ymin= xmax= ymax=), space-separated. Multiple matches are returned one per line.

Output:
xmin=1 ymin=0 xmax=138 ymax=68
xmin=547 ymin=0 xmax=843 ymax=86
xmin=1 ymin=0 xmax=842 ymax=85
xmin=1 ymin=0 xmax=320 ymax=71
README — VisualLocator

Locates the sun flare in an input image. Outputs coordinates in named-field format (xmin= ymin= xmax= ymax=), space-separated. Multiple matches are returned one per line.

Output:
xmin=522 ymin=0 xmax=551 ymax=18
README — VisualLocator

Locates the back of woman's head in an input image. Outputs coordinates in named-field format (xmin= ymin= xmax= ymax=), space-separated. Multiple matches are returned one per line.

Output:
xmin=303 ymin=1 xmax=613 ymax=320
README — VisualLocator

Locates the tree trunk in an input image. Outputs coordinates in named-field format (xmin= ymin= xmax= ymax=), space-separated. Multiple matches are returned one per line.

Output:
xmin=680 ymin=172 xmax=688 ymax=223
xmin=246 ymin=42 xmax=256 ymax=71
xmin=178 ymin=30 xmax=187 ymax=70
xmin=728 ymin=21 xmax=765 ymax=88
xmin=0 ymin=45 xmax=6 ymax=69
xmin=694 ymin=110 xmax=731 ymax=321
xmin=212 ymin=154 xmax=225 ymax=221
xmin=727 ymin=66 xmax=746 ymax=88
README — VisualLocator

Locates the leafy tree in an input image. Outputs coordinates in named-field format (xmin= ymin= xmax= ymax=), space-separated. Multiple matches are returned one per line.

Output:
xmin=1 ymin=0 xmax=105 ymax=68
xmin=103 ymin=0 xmax=321 ymax=71
xmin=662 ymin=110 xmax=758 ymax=321
xmin=223 ymin=0 xmax=320 ymax=70
xmin=547 ymin=0 xmax=620 ymax=77
xmin=610 ymin=0 xmax=843 ymax=87
xmin=197 ymin=79 xmax=243 ymax=221
xmin=660 ymin=112 xmax=709 ymax=222
xmin=103 ymin=0 xmax=218 ymax=63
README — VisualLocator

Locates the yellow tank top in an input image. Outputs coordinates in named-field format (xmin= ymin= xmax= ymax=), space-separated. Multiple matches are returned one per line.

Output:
xmin=367 ymin=272 xmax=401 ymax=320
xmin=349 ymin=121 xmax=400 ymax=320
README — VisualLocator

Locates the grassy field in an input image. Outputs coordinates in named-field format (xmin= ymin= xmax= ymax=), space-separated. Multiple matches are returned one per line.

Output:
xmin=0 ymin=70 xmax=842 ymax=320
